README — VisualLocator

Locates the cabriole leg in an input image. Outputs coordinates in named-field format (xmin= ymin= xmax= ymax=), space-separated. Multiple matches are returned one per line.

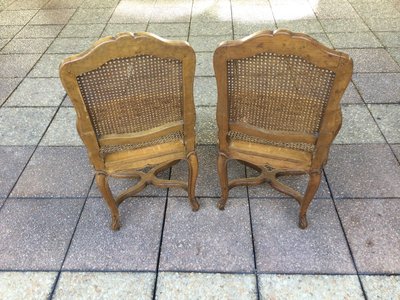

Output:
xmin=217 ymin=152 xmax=229 ymax=210
xmin=95 ymin=172 xmax=121 ymax=231
xmin=298 ymin=171 xmax=322 ymax=229
xmin=187 ymin=152 xmax=200 ymax=211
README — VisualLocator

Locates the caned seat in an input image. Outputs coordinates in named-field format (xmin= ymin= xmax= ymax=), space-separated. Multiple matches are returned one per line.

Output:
xmin=59 ymin=32 xmax=199 ymax=230
xmin=213 ymin=29 xmax=353 ymax=228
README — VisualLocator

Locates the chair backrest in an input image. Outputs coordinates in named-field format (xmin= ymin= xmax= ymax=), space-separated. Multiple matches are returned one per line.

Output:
xmin=60 ymin=32 xmax=196 ymax=170
xmin=214 ymin=29 xmax=353 ymax=168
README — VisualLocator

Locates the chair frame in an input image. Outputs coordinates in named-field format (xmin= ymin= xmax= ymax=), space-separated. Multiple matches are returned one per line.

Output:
xmin=213 ymin=29 xmax=353 ymax=228
xmin=60 ymin=32 xmax=199 ymax=230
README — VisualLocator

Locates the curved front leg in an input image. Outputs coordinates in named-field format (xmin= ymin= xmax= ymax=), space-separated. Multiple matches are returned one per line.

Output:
xmin=217 ymin=152 xmax=229 ymax=210
xmin=298 ymin=171 xmax=322 ymax=229
xmin=95 ymin=172 xmax=121 ymax=231
xmin=187 ymin=152 xmax=200 ymax=211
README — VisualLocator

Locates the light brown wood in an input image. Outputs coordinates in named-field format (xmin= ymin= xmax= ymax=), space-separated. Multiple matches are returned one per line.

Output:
xmin=214 ymin=29 xmax=353 ymax=229
xmin=60 ymin=32 xmax=199 ymax=230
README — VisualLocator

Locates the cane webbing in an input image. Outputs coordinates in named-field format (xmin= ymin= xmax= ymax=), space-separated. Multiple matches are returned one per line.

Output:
xmin=227 ymin=52 xmax=336 ymax=152
xmin=76 ymin=54 xmax=184 ymax=154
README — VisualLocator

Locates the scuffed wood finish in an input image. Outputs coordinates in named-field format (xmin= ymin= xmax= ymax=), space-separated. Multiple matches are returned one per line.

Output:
xmin=60 ymin=32 xmax=199 ymax=230
xmin=214 ymin=29 xmax=353 ymax=229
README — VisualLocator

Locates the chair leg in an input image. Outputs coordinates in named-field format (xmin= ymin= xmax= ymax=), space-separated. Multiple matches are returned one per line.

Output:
xmin=95 ymin=172 xmax=121 ymax=231
xmin=187 ymin=152 xmax=200 ymax=211
xmin=217 ymin=152 xmax=229 ymax=210
xmin=298 ymin=171 xmax=322 ymax=229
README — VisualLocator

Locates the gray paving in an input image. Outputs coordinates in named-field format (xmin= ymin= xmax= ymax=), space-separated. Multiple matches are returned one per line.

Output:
xmin=0 ymin=0 xmax=399 ymax=298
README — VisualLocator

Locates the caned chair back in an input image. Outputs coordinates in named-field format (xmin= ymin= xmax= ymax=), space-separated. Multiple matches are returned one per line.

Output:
xmin=60 ymin=32 xmax=196 ymax=170
xmin=214 ymin=29 xmax=353 ymax=168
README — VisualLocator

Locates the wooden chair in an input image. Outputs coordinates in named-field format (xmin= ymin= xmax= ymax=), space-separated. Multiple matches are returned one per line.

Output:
xmin=213 ymin=29 xmax=353 ymax=228
xmin=59 ymin=32 xmax=199 ymax=230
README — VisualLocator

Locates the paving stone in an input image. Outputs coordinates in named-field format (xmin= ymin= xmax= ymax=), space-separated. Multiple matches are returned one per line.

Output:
xmin=40 ymin=107 xmax=82 ymax=146
xmin=354 ymin=3 xmax=400 ymax=18
xmin=0 ymin=54 xmax=40 ymax=77
xmin=0 ymin=38 xmax=10 ymax=49
xmin=11 ymin=146 xmax=93 ymax=198
xmin=102 ymin=23 xmax=148 ymax=36
xmin=1 ymin=38 xmax=53 ymax=54
xmin=231 ymin=5 xmax=273 ymax=23
xmin=0 ymin=198 xmax=84 ymax=270
xmin=192 ymin=6 xmax=231 ymax=23
xmin=342 ymin=48 xmax=400 ymax=73
xmin=44 ymin=0 xmax=84 ymax=9
xmin=0 ymin=272 xmax=57 ymax=299
xmin=6 ymin=0 xmax=48 ymax=10
xmin=109 ymin=2 xmax=152 ymax=23
xmin=251 ymin=198 xmax=355 ymax=273
xmin=28 ymin=53 xmax=69 ymax=77
xmin=47 ymin=37 xmax=96 ymax=54
xmin=259 ymin=275 xmax=363 ymax=299
xmin=325 ymin=144 xmax=400 ymax=198
xmin=0 ymin=78 xmax=22 ymax=105
xmin=353 ymin=73 xmax=400 ymax=104
xmin=5 ymin=78 xmax=65 ymax=106
xmin=15 ymin=25 xmax=63 ymax=38
xmin=61 ymin=95 xmax=73 ymax=106
xmin=233 ymin=21 xmax=276 ymax=38
xmin=69 ymin=8 xmax=114 ymax=24
xmin=336 ymin=199 xmax=400 ymax=273
xmin=334 ymin=104 xmax=384 ymax=144
xmin=0 ymin=107 xmax=56 ymax=145
xmin=0 ymin=0 xmax=14 ymax=10
xmin=169 ymin=145 xmax=247 ymax=198
xmin=195 ymin=52 xmax=213 ymax=76
xmin=272 ymin=4 xmax=316 ymax=20
xmin=190 ymin=22 xmax=232 ymax=36
xmin=194 ymin=76 xmax=217 ymax=106
xmin=196 ymin=106 xmax=217 ymax=144
xmin=342 ymin=81 xmax=363 ymax=104
xmin=361 ymin=275 xmax=400 ymax=299
xmin=54 ymin=272 xmax=155 ymax=299
xmin=156 ymin=272 xmax=257 ymax=300
xmin=309 ymin=33 xmax=332 ymax=48
xmin=276 ymin=19 xmax=324 ymax=33
xmin=189 ymin=35 xmax=231 ymax=52
xmin=387 ymin=47 xmax=400 ymax=65
xmin=59 ymin=24 xmax=105 ymax=38
xmin=150 ymin=6 xmax=192 ymax=23
xmin=320 ymin=18 xmax=370 ymax=33
xmin=147 ymin=23 xmax=189 ymax=37
xmin=247 ymin=170 xmax=331 ymax=199
xmin=159 ymin=197 xmax=254 ymax=272
xmin=29 ymin=9 xmax=76 ymax=25
xmin=80 ymin=0 xmax=119 ymax=8
xmin=375 ymin=31 xmax=400 ymax=48
xmin=0 ymin=10 xmax=37 ymax=26
xmin=0 ymin=146 xmax=35 ymax=198
xmin=363 ymin=17 xmax=400 ymax=31
xmin=314 ymin=4 xmax=359 ymax=19
xmin=328 ymin=32 xmax=382 ymax=48
xmin=369 ymin=104 xmax=400 ymax=143
xmin=392 ymin=144 xmax=400 ymax=161
xmin=0 ymin=25 xmax=23 ymax=38
xmin=63 ymin=197 xmax=164 ymax=271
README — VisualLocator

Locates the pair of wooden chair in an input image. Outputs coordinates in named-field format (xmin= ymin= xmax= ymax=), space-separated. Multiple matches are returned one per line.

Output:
xmin=60 ymin=30 xmax=353 ymax=231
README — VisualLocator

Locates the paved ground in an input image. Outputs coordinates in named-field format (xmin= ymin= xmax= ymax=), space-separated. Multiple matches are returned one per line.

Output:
xmin=1 ymin=0 xmax=400 ymax=298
